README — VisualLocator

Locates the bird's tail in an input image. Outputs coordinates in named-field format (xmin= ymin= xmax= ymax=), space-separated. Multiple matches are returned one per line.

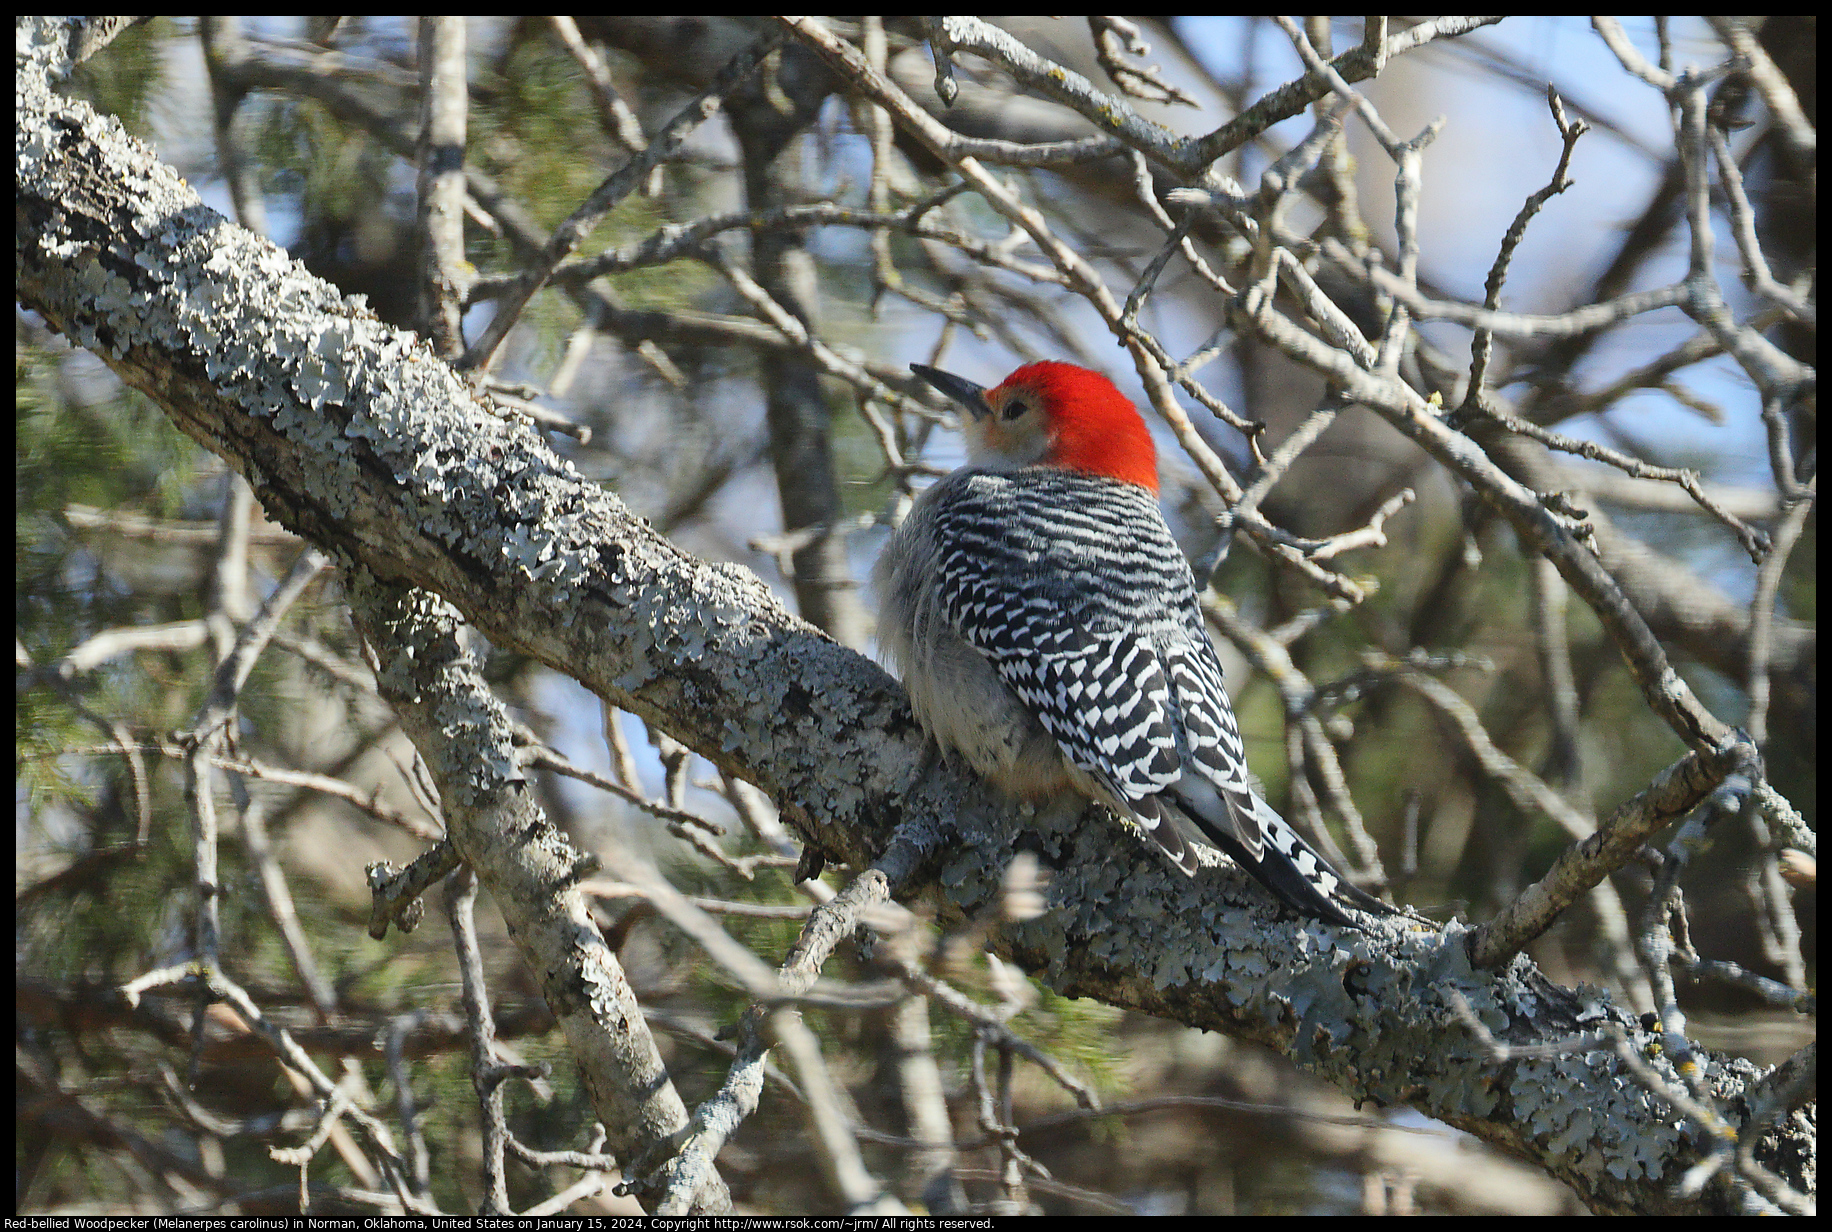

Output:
xmin=1170 ymin=783 xmax=1392 ymax=929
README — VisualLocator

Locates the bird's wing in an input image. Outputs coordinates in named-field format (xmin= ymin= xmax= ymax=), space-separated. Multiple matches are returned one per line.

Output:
xmin=926 ymin=471 xmax=1190 ymax=807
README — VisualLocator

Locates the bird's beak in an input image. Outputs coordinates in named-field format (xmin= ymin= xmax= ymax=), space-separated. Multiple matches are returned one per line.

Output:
xmin=911 ymin=364 xmax=993 ymax=421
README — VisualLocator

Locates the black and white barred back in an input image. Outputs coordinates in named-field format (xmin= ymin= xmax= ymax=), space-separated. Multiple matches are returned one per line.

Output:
xmin=928 ymin=467 xmax=1391 ymax=928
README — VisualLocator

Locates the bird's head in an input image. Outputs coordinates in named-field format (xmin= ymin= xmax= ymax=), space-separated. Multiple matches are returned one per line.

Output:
xmin=910 ymin=360 xmax=1159 ymax=492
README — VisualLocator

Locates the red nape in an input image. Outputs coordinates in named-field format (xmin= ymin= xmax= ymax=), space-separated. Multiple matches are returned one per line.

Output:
xmin=993 ymin=361 xmax=1159 ymax=492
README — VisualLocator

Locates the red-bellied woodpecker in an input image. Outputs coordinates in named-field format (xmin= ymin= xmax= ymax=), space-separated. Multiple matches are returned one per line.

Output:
xmin=875 ymin=360 xmax=1390 ymax=928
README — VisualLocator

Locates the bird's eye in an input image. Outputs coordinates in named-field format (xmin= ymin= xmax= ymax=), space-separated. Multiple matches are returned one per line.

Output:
xmin=1002 ymin=398 xmax=1028 ymax=421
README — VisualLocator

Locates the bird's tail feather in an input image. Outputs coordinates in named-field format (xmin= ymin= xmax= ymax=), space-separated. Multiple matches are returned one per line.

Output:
xmin=1170 ymin=788 xmax=1392 ymax=929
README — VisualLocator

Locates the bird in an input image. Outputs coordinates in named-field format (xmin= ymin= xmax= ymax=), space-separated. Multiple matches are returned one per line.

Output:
xmin=873 ymin=360 xmax=1391 ymax=929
